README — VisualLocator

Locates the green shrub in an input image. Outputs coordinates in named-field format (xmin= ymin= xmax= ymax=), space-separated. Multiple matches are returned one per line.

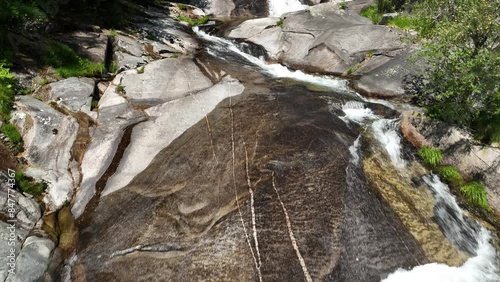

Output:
xmin=109 ymin=62 xmax=118 ymax=73
xmin=387 ymin=16 xmax=415 ymax=30
xmin=110 ymin=29 xmax=118 ymax=37
xmin=176 ymin=15 xmax=210 ymax=27
xmin=276 ymin=18 xmax=284 ymax=27
xmin=116 ymin=85 xmax=126 ymax=94
xmin=377 ymin=0 xmax=394 ymax=13
xmin=339 ymin=1 xmax=348 ymax=10
xmin=361 ymin=5 xmax=383 ymax=24
xmin=460 ymin=181 xmax=489 ymax=210
xmin=0 ymin=63 xmax=15 ymax=120
xmin=170 ymin=54 xmax=178 ymax=59
xmin=14 ymin=171 xmax=45 ymax=196
xmin=137 ymin=66 xmax=145 ymax=74
xmin=439 ymin=166 xmax=464 ymax=186
xmin=42 ymin=41 xmax=105 ymax=78
xmin=1 ymin=123 xmax=22 ymax=145
xmin=91 ymin=100 xmax=99 ymax=110
xmin=0 ymin=0 xmax=46 ymax=23
xmin=177 ymin=3 xmax=188 ymax=11
xmin=409 ymin=0 xmax=500 ymax=144
xmin=418 ymin=146 xmax=443 ymax=168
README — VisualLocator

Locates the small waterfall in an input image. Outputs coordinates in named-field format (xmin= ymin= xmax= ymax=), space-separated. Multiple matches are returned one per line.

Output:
xmin=341 ymin=101 xmax=377 ymax=124
xmin=371 ymin=119 xmax=407 ymax=169
xmin=383 ymin=175 xmax=499 ymax=282
xmin=193 ymin=27 xmax=348 ymax=91
xmin=268 ymin=0 xmax=307 ymax=17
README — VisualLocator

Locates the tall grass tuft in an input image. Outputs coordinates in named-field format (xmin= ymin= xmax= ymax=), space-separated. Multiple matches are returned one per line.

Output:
xmin=418 ymin=146 xmax=443 ymax=168
xmin=439 ymin=166 xmax=464 ymax=186
xmin=460 ymin=182 xmax=489 ymax=210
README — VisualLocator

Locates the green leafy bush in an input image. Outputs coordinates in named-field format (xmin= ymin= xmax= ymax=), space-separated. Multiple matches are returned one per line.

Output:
xmin=460 ymin=181 xmax=489 ymax=210
xmin=0 ymin=0 xmax=45 ymax=24
xmin=386 ymin=16 xmax=417 ymax=30
xmin=361 ymin=5 xmax=382 ymax=24
xmin=276 ymin=18 xmax=284 ymax=27
xmin=418 ymin=146 xmax=443 ymax=168
xmin=1 ymin=123 xmax=22 ymax=145
xmin=0 ymin=63 xmax=15 ymax=120
xmin=410 ymin=0 xmax=500 ymax=143
xmin=14 ymin=171 xmax=45 ymax=196
xmin=339 ymin=1 xmax=348 ymax=10
xmin=439 ymin=166 xmax=464 ymax=186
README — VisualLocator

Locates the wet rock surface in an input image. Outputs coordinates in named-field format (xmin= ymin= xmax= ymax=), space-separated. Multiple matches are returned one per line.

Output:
xmin=71 ymin=84 xmax=429 ymax=281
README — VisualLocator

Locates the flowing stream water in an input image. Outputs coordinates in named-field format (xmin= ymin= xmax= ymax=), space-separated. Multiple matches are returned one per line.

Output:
xmin=192 ymin=14 xmax=500 ymax=281
xmin=267 ymin=0 xmax=307 ymax=17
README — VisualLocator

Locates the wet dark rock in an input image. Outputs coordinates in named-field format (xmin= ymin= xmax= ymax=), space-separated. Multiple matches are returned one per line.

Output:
xmin=72 ymin=84 xmax=427 ymax=281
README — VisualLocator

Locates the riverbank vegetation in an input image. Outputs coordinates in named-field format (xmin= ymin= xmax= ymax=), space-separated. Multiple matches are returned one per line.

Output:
xmin=363 ymin=0 xmax=500 ymax=144
xmin=417 ymin=145 xmax=491 ymax=211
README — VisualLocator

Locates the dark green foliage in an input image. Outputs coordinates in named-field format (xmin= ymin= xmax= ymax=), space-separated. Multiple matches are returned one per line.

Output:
xmin=15 ymin=171 xmax=45 ymax=196
xmin=276 ymin=18 xmax=284 ymax=27
xmin=177 ymin=3 xmax=188 ymax=11
xmin=42 ymin=41 xmax=105 ymax=78
xmin=418 ymin=146 xmax=442 ymax=168
xmin=339 ymin=1 xmax=348 ymax=10
xmin=439 ymin=166 xmax=464 ymax=186
xmin=460 ymin=181 xmax=489 ymax=210
xmin=410 ymin=0 xmax=500 ymax=143
xmin=116 ymin=85 xmax=125 ymax=94
xmin=361 ymin=5 xmax=382 ymax=24
xmin=1 ymin=123 xmax=22 ymax=144
xmin=0 ymin=63 xmax=15 ymax=120
xmin=91 ymin=99 xmax=99 ymax=110
xmin=0 ymin=0 xmax=45 ymax=24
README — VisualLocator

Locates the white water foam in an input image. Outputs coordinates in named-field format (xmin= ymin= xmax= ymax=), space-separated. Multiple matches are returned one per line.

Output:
xmin=383 ymin=175 xmax=499 ymax=282
xmin=341 ymin=101 xmax=378 ymax=124
xmin=372 ymin=119 xmax=406 ymax=169
xmin=193 ymin=27 xmax=348 ymax=91
xmin=268 ymin=0 xmax=307 ymax=17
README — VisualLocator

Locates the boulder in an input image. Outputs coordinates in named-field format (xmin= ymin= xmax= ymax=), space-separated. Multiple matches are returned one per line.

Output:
xmin=0 ymin=172 xmax=42 ymax=281
xmin=119 ymin=57 xmax=213 ymax=106
xmin=227 ymin=4 xmax=411 ymax=97
xmin=5 ymin=236 xmax=55 ymax=282
xmin=11 ymin=96 xmax=79 ymax=210
xmin=103 ymin=75 xmax=245 ymax=196
xmin=48 ymin=77 xmax=95 ymax=114
xmin=227 ymin=6 xmax=403 ymax=70
xmin=351 ymin=49 xmax=415 ymax=98
xmin=71 ymin=84 xmax=146 ymax=219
